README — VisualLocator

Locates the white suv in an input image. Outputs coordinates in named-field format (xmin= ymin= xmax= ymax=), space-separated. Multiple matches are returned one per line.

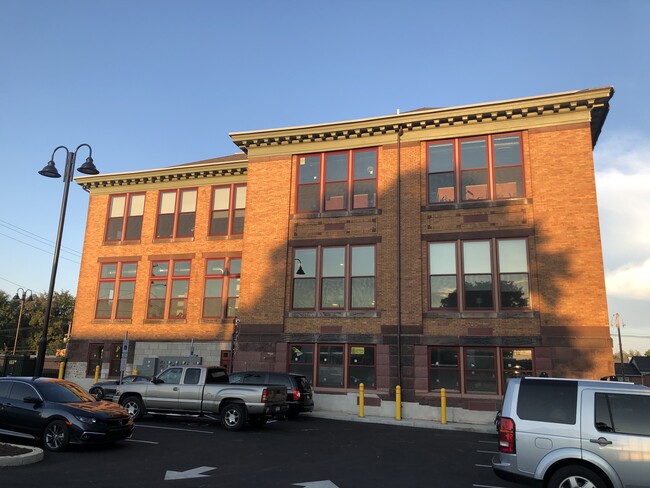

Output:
xmin=492 ymin=377 xmax=650 ymax=488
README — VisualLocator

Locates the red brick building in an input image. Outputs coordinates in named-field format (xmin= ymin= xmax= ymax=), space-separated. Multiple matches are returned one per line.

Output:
xmin=68 ymin=87 xmax=614 ymax=413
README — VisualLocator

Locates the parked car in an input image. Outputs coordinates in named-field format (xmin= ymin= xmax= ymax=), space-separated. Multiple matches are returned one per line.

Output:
xmin=229 ymin=371 xmax=314 ymax=418
xmin=0 ymin=377 xmax=134 ymax=452
xmin=89 ymin=375 xmax=152 ymax=400
xmin=492 ymin=376 xmax=650 ymax=488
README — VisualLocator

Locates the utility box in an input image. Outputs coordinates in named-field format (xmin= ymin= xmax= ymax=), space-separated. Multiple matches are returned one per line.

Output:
xmin=3 ymin=355 xmax=36 ymax=377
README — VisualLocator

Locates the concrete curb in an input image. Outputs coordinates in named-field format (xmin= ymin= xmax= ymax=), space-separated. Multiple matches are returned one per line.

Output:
xmin=0 ymin=443 xmax=44 ymax=467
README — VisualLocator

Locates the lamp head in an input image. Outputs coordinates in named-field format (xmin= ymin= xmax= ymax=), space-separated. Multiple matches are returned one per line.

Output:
xmin=38 ymin=160 xmax=61 ymax=178
xmin=77 ymin=156 xmax=99 ymax=175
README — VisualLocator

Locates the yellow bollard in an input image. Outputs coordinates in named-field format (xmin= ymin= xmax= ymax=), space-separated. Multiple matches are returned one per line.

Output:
xmin=359 ymin=383 xmax=365 ymax=418
xmin=441 ymin=387 xmax=447 ymax=424
xmin=94 ymin=365 xmax=100 ymax=384
xmin=132 ymin=369 xmax=138 ymax=375
xmin=396 ymin=385 xmax=402 ymax=420
xmin=58 ymin=361 xmax=65 ymax=380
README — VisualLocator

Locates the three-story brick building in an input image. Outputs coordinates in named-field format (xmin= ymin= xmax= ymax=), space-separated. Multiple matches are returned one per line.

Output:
xmin=68 ymin=87 xmax=614 ymax=413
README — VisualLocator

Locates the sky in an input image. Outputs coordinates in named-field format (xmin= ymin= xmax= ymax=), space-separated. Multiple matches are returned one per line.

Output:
xmin=0 ymin=0 xmax=648 ymax=353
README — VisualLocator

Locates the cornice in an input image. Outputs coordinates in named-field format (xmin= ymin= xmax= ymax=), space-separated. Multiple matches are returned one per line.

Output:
xmin=230 ymin=87 xmax=613 ymax=154
xmin=75 ymin=158 xmax=248 ymax=192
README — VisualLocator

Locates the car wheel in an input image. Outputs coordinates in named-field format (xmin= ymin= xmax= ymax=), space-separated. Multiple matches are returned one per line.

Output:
xmin=91 ymin=387 xmax=104 ymax=400
xmin=248 ymin=416 xmax=268 ymax=427
xmin=43 ymin=420 xmax=70 ymax=452
xmin=221 ymin=403 xmax=246 ymax=431
xmin=548 ymin=465 xmax=607 ymax=488
xmin=121 ymin=396 xmax=145 ymax=421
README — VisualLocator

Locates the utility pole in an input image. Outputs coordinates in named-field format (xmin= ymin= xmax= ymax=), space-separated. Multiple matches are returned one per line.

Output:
xmin=614 ymin=313 xmax=626 ymax=381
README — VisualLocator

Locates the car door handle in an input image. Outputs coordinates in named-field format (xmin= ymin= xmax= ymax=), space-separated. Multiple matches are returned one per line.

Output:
xmin=173 ymin=387 xmax=179 ymax=391
xmin=590 ymin=437 xmax=613 ymax=446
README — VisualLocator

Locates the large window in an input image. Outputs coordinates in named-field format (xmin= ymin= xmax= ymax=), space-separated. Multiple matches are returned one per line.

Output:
xmin=210 ymin=184 xmax=246 ymax=236
xmin=202 ymin=257 xmax=241 ymax=319
xmin=87 ymin=344 xmax=103 ymax=376
xmin=289 ymin=344 xmax=314 ymax=378
xmin=95 ymin=262 xmax=137 ymax=319
xmin=147 ymin=260 xmax=191 ymax=319
xmin=292 ymin=245 xmax=376 ymax=311
xmin=428 ymin=133 xmax=524 ymax=204
xmin=155 ymin=189 xmax=197 ymax=239
xmin=430 ymin=348 xmax=460 ymax=391
xmin=428 ymin=238 xmax=530 ymax=311
xmin=296 ymin=148 xmax=377 ymax=213
xmin=465 ymin=348 xmax=497 ymax=393
xmin=105 ymin=193 xmax=145 ymax=241
xmin=349 ymin=346 xmax=375 ymax=389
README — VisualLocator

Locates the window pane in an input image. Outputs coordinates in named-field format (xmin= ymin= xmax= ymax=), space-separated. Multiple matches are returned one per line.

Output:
xmin=291 ymin=345 xmax=313 ymax=364
xmin=349 ymin=366 xmax=375 ymax=388
xmin=101 ymin=264 xmax=117 ymax=279
xmin=297 ymin=184 xmax=320 ymax=212
xmin=353 ymin=150 xmax=376 ymax=180
xmin=228 ymin=277 xmax=239 ymax=298
xmin=493 ymin=136 xmax=521 ymax=166
xmin=293 ymin=278 xmax=315 ymax=309
xmin=430 ymin=276 xmax=457 ymax=309
xmin=431 ymin=369 xmax=460 ymax=391
xmin=428 ymin=142 xmax=454 ymax=172
xmin=429 ymin=243 xmax=456 ymax=274
xmin=463 ymin=242 xmax=491 ymax=273
xmin=232 ymin=209 xmax=245 ymax=234
xmin=431 ymin=348 xmax=459 ymax=367
xmin=118 ymin=281 xmax=135 ymax=299
xmin=121 ymin=263 xmax=137 ymax=278
xmin=180 ymin=190 xmax=197 ymax=212
xmin=322 ymin=248 xmax=345 ymax=277
xmin=149 ymin=282 xmax=167 ymax=299
xmin=325 ymin=182 xmax=347 ymax=211
xmin=606 ymin=394 xmax=650 ymax=436
xmin=321 ymin=277 xmax=344 ymax=309
xmin=169 ymin=298 xmax=187 ymax=318
xmin=465 ymin=349 xmax=496 ymax=394
xmin=226 ymin=297 xmax=238 ymax=318
xmin=352 ymin=179 xmax=376 ymax=208
xmin=210 ymin=210 xmax=229 ymax=235
xmin=466 ymin=349 xmax=495 ymax=369
xmin=325 ymin=153 xmax=348 ymax=182
xmin=174 ymin=261 xmax=191 ymax=276
xmin=503 ymin=349 xmax=533 ymax=379
xmin=160 ymin=192 xmax=176 ymax=213
xmin=106 ymin=217 xmax=123 ymax=241
xmin=207 ymin=259 xmax=224 ymax=275
xmin=152 ymin=262 xmax=169 ymax=277
xmin=125 ymin=215 xmax=143 ymax=240
xmin=460 ymin=139 xmax=487 ymax=169
xmin=318 ymin=346 xmax=344 ymax=387
xmin=234 ymin=186 xmax=246 ymax=209
xmin=298 ymin=156 xmax=320 ymax=184
xmin=351 ymin=277 xmax=375 ymax=308
xmin=464 ymin=275 xmax=493 ymax=308
xmin=462 ymin=170 xmax=488 ymax=200
xmin=205 ymin=278 xmax=223 ymax=297
xmin=177 ymin=213 xmax=195 ymax=237
xmin=116 ymin=300 xmax=133 ymax=319
xmin=229 ymin=259 xmax=241 ymax=275
xmin=351 ymin=246 xmax=374 ymax=276
xmin=213 ymin=187 xmax=230 ymax=211
xmin=203 ymin=297 xmax=222 ymax=318
xmin=295 ymin=249 xmax=316 ymax=277
xmin=428 ymin=172 xmax=455 ymax=203
xmin=110 ymin=196 xmax=126 ymax=218
xmin=156 ymin=214 xmax=174 ymax=238
xmin=495 ymin=166 xmax=523 ymax=198
xmin=498 ymin=239 xmax=527 ymax=272
xmin=129 ymin=194 xmax=145 ymax=216
xmin=171 ymin=280 xmax=188 ymax=299
xmin=500 ymin=273 xmax=530 ymax=308
xmin=147 ymin=299 xmax=165 ymax=319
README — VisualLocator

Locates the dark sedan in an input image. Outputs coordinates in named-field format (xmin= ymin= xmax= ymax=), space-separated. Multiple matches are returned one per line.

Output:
xmin=0 ymin=377 xmax=134 ymax=451
xmin=89 ymin=375 xmax=152 ymax=400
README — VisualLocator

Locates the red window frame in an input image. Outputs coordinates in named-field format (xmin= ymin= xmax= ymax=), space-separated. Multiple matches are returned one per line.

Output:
xmin=105 ymin=193 xmax=146 ymax=242
xmin=95 ymin=262 xmax=137 ymax=319
xmin=147 ymin=260 xmax=191 ymax=320
xmin=427 ymin=133 xmax=524 ymax=204
xmin=296 ymin=148 xmax=378 ymax=214
xmin=464 ymin=347 xmax=497 ymax=394
xmin=292 ymin=245 xmax=376 ymax=312
xmin=155 ymin=188 xmax=198 ymax=239
xmin=209 ymin=184 xmax=246 ymax=236
xmin=202 ymin=257 xmax=241 ymax=319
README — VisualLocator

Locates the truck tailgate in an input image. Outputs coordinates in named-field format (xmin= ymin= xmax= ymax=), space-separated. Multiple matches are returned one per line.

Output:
xmin=266 ymin=386 xmax=287 ymax=404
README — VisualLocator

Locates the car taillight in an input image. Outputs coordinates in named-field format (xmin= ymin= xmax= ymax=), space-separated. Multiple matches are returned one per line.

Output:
xmin=498 ymin=417 xmax=516 ymax=454
xmin=292 ymin=389 xmax=301 ymax=401
xmin=262 ymin=388 xmax=268 ymax=402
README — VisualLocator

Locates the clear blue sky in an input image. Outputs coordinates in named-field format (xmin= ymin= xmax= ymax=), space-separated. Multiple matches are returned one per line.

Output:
xmin=1 ymin=0 xmax=648 ymax=351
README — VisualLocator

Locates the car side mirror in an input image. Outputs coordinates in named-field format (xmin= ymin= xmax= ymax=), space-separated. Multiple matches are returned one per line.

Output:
xmin=152 ymin=378 xmax=162 ymax=384
xmin=24 ymin=396 xmax=42 ymax=405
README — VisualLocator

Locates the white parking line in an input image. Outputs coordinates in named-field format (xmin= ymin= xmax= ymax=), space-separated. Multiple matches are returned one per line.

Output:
xmin=475 ymin=464 xmax=492 ymax=468
xmin=135 ymin=424 xmax=214 ymax=434
xmin=126 ymin=439 xmax=159 ymax=444
xmin=477 ymin=450 xmax=498 ymax=454
xmin=472 ymin=484 xmax=509 ymax=488
xmin=478 ymin=440 xmax=496 ymax=444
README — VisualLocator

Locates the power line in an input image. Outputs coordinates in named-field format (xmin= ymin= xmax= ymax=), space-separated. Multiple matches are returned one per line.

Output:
xmin=0 ymin=232 xmax=80 ymax=265
xmin=0 ymin=219 xmax=82 ymax=257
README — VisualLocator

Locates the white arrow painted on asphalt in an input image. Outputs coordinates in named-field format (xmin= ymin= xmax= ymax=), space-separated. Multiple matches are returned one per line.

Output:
xmin=292 ymin=482 xmax=340 ymax=488
xmin=164 ymin=466 xmax=217 ymax=481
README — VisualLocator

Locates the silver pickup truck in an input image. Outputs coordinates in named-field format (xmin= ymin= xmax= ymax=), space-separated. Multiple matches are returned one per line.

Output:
xmin=113 ymin=365 xmax=287 ymax=431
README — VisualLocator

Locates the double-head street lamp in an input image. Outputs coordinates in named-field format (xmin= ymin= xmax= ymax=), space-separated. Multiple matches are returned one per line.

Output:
xmin=35 ymin=144 xmax=99 ymax=377
xmin=12 ymin=288 xmax=33 ymax=354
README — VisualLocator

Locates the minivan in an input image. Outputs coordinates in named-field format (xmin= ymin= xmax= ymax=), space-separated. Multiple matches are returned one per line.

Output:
xmin=492 ymin=377 xmax=650 ymax=488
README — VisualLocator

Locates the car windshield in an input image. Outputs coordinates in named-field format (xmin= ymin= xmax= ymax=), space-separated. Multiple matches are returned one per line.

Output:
xmin=38 ymin=381 xmax=96 ymax=403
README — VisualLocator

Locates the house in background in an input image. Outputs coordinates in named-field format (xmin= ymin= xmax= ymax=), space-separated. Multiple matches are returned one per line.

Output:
xmin=68 ymin=87 xmax=615 ymax=415
xmin=615 ymin=356 xmax=650 ymax=386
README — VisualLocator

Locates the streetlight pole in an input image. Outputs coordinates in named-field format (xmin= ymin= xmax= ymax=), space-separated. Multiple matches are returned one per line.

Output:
xmin=12 ymin=288 xmax=33 ymax=354
xmin=35 ymin=144 xmax=99 ymax=377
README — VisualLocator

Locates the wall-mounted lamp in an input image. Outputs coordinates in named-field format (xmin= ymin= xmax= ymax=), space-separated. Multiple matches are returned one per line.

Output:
xmin=294 ymin=259 xmax=305 ymax=275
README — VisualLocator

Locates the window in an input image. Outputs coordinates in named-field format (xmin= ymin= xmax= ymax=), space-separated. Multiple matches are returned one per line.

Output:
xmin=502 ymin=349 xmax=534 ymax=384
xmin=465 ymin=348 xmax=497 ymax=393
xmin=517 ymin=379 xmax=577 ymax=424
xmin=427 ymin=133 xmax=523 ymax=204
xmin=108 ymin=343 xmax=122 ymax=377
xmin=157 ymin=367 xmax=182 ymax=385
xmin=318 ymin=345 xmax=344 ymax=387
xmin=428 ymin=238 xmax=530 ymax=311
xmin=595 ymin=393 xmax=650 ymax=436
xmin=155 ymin=189 xmax=197 ymax=238
xmin=349 ymin=346 xmax=375 ymax=389
xmin=292 ymin=245 xmax=375 ymax=311
xmin=95 ymin=262 xmax=137 ymax=319
xmin=296 ymin=148 xmax=377 ymax=213
xmin=87 ymin=344 xmax=103 ymax=376
xmin=105 ymin=193 xmax=145 ymax=241
xmin=430 ymin=347 xmax=460 ymax=391
xmin=202 ymin=257 xmax=241 ymax=319
xmin=210 ymin=184 xmax=246 ymax=236
xmin=289 ymin=344 xmax=314 ymax=379
xmin=147 ymin=260 xmax=191 ymax=319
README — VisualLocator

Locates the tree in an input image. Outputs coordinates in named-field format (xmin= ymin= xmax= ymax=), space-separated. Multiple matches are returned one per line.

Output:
xmin=645 ymin=350 xmax=650 ymax=357
xmin=613 ymin=349 xmax=641 ymax=363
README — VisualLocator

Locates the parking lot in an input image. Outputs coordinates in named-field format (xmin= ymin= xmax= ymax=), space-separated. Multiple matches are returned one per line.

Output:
xmin=1 ymin=416 xmax=521 ymax=488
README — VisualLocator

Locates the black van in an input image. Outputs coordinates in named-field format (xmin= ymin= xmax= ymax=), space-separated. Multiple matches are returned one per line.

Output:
xmin=229 ymin=371 xmax=314 ymax=418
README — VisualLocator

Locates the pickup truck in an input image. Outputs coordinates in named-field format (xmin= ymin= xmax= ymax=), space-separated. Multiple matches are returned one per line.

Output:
xmin=113 ymin=365 xmax=287 ymax=431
